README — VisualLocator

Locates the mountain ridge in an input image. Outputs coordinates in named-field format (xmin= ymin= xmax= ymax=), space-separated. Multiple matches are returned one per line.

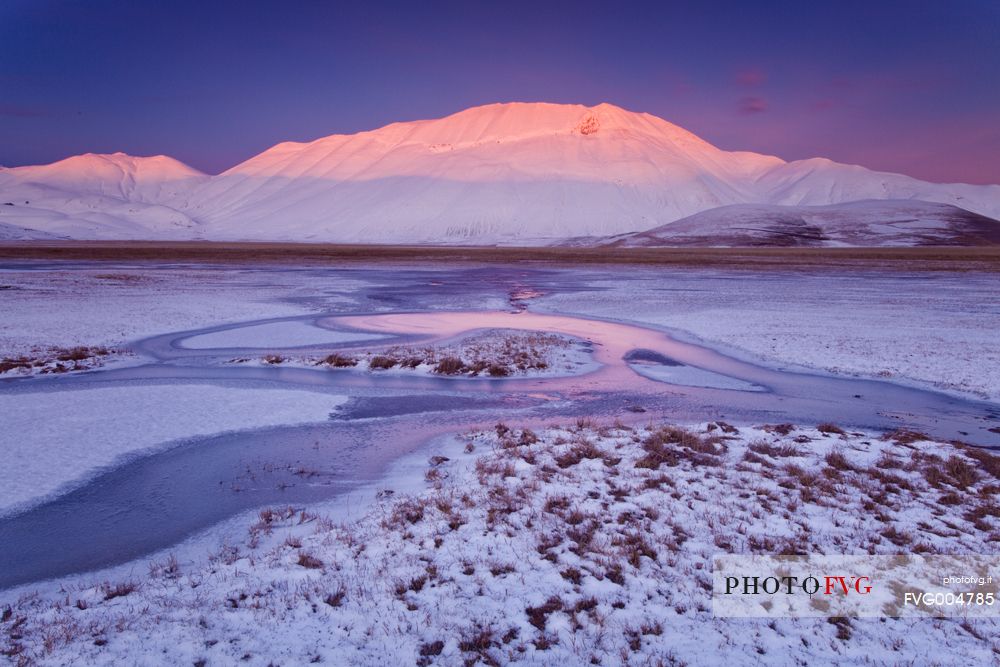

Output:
xmin=1 ymin=102 xmax=998 ymax=245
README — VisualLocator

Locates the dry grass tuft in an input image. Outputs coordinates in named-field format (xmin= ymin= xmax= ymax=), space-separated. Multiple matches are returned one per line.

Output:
xmin=824 ymin=449 xmax=854 ymax=472
xmin=944 ymin=456 xmax=980 ymax=489
xmin=296 ymin=552 xmax=324 ymax=569
xmin=817 ymin=423 xmax=846 ymax=436
xmin=960 ymin=446 xmax=1000 ymax=480
xmin=318 ymin=353 xmax=357 ymax=367
xmin=883 ymin=429 xmax=929 ymax=445
xmin=101 ymin=581 xmax=137 ymax=601
xmin=525 ymin=596 xmax=564 ymax=631
xmin=369 ymin=355 xmax=398 ymax=370
xmin=433 ymin=356 xmax=466 ymax=375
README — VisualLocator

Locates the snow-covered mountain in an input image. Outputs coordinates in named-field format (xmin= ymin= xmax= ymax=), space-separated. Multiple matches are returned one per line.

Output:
xmin=598 ymin=200 xmax=1000 ymax=247
xmin=0 ymin=153 xmax=206 ymax=239
xmin=181 ymin=102 xmax=785 ymax=243
xmin=1 ymin=102 xmax=998 ymax=244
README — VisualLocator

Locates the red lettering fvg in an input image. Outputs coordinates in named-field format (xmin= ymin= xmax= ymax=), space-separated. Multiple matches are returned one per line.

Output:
xmin=823 ymin=576 xmax=872 ymax=595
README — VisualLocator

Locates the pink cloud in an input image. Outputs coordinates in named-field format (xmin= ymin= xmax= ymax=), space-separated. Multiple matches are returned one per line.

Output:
xmin=654 ymin=66 xmax=696 ymax=97
xmin=809 ymin=99 xmax=838 ymax=112
xmin=738 ymin=96 xmax=768 ymax=114
xmin=735 ymin=67 xmax=766 ymax=87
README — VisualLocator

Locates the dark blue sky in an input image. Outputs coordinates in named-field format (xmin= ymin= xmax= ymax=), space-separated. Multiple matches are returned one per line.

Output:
xmin=2 ymin=0 xmax=998 ymax=183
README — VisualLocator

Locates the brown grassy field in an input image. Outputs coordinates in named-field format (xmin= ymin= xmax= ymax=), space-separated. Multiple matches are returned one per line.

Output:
xmin=2 ymin=241 xmax=1000 ymax=271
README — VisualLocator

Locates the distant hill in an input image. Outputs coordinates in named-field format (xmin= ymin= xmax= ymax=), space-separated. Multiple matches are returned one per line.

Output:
xmin=598 ymin=200 xmax=1000 ymax=247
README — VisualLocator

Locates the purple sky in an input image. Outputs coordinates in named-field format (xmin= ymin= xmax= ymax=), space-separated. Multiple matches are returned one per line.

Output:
xmin=2 ymin=0 xmax=998 ymax=184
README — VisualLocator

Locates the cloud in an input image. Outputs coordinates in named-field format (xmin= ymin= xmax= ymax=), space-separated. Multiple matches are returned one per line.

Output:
xmin=0 ymin=105 xmax=47 ymax=118
xmin=735 ymin=67 xmax=766 ymax=87
xmin=738 ymin=96 xmax=768 ymax=114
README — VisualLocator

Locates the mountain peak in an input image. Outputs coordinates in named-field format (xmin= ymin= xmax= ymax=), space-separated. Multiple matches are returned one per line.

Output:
xmin=227 ymin=101 xmax=731 ymax=179
xmin=419 ymin=101 xmax=705 ymax=145
xmin=10 ymin=152 xmax=205 ymax=182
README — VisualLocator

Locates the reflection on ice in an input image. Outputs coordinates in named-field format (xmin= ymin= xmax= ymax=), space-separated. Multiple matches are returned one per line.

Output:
xmin=328 ymin=309 xmax=772 ymax=390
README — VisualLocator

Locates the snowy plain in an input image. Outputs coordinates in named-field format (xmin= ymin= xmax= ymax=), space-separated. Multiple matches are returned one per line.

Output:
xmin=2 ymin=421 xmax=997 ymax=665
xmin=1 ymin=260 xmax=998 ymax=666
xmin=536 ymin=268 xmax=1000 ymax=402
xmin=5 ymin=259 xmax=994 ymax=411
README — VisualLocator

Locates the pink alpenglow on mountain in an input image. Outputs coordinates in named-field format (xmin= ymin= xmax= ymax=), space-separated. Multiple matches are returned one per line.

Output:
xmin=0 ymin=153 xmax=206 ymax=240
xmin=1 ymin=103 xmax=998 ymax=245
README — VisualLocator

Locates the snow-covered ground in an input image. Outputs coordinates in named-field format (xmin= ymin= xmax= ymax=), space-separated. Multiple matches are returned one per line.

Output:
xmin=3 ymin=420 xmax=997 ymax=665
xmin=539 ymin=269 xmax=1000 ymax=401
xmin=2 ymin=261 xmax=998 ymax=665
xmin=0 ymin=384 xmax=346 ymax=516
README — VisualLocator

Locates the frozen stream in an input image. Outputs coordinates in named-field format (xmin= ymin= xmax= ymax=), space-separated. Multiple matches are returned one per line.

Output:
xmin=1 ymin=264 xmax=998 ymax=590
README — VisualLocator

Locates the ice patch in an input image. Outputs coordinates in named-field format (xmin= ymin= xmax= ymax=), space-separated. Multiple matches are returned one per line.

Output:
xmin=0 ymin=384 xmax=347 ymax=515
xmin=625 ymin=348 xmax=766 ymax=392
xmin=179 ymin=321 xmax=389 ymax=349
